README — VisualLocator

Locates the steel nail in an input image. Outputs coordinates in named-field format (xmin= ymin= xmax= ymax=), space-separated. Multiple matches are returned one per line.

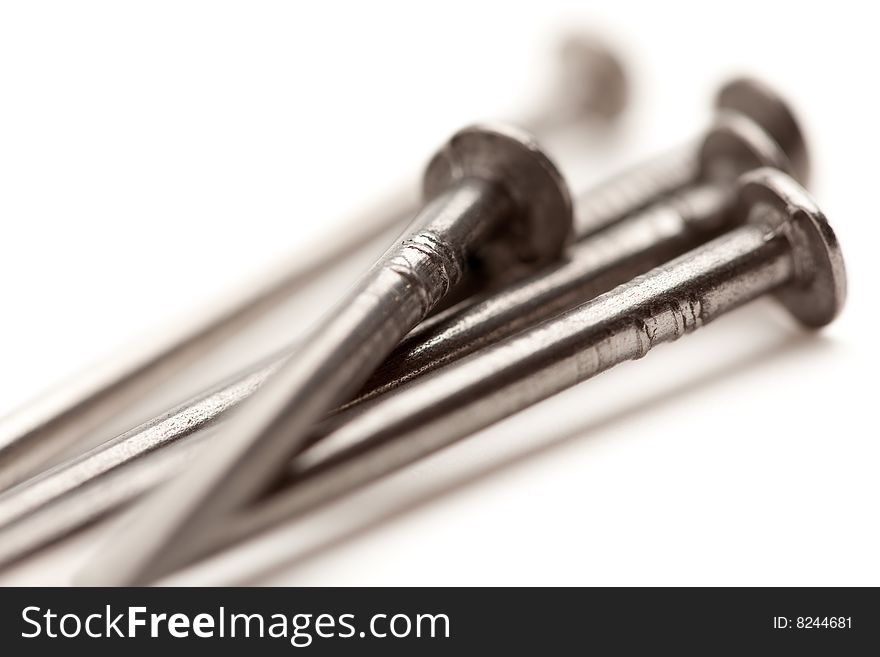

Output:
xmin=169 ymin=168 xmax=847 ymax=577
xmin=76 ymin=122 xmax=574 ymax=586
xmin=0 ymin=79 xmax=806 ymax=567
xmin=345 ymin=107 xmax=802 ymax=409
xmin=0 ymin=35 xmax=626 ymax=492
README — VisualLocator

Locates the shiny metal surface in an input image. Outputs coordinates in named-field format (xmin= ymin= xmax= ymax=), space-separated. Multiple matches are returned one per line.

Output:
xmin=0 ymin=188 xmax=415 ymax=493
xmin=0 ymin=161 xmax=704 ymax=568
xmin=0 ymin=35 xmax=627 ymax=493
xmin=0 ymin=79 xmax=806 ymax=567
xmin=77 ymin=124 xmax=574 ymax=586
xmin=573 ymin=143 xmax=699 ymax=236
xmin=346 ymin=110 xmax=797 ymax=408
xmin=153 ymin=169 xmax=847 ymax=578
xmin=716 ymin=77 xmax=810 ymax=184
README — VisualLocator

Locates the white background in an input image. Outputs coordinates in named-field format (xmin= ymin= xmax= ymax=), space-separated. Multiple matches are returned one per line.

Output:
xmin=0 ymin=1 xmax=877 ymax=585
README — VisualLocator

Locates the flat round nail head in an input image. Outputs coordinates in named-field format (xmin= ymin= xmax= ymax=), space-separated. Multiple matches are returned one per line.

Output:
xmin=558 ymin=33 xmax=629 ymax=121
xmin=698 ymin=111 xmax=796 ymax=182
xmin=715 ymin=77 xmax=810 ymax=184
xmin=423 ymin=123 xmax=573 ymax=264
xmin=738 ymin=168 xmax=846 ymax=328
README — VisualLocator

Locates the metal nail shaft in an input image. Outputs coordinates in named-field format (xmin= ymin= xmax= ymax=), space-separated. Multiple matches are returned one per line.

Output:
xmin=0 ymin=80 xmax=806 ymax=565
xmin=0 ymin=157 xmax=697 ymax=567
xmin=79 ymin=123 xmax=574 ymax=586
xmin=161 ymin=168 xmax=848 ymax=578
xmin=0 ymin=35 xmax=625 ymax=492
xmin=345 ymin=110 xmax=801 ymax=408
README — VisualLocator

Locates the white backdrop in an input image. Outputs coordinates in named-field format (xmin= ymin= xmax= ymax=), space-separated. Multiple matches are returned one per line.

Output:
xmin=0 ymin=1 xmax=877 ymax=585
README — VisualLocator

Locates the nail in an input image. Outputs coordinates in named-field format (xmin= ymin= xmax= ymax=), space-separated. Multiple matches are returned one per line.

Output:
xmin=0 ymin=79 xmax=806 ymax=566
xmin=575 ymin=75 xmax=810 ymax=237
xmin=76 ymin=122 xmax=574 ymax=586
xmin=171 ymin=168 xmax=847 ymax=577
xmin=344 ymin=107 xmax=802 ymax=409
xmin=715 ymin=77 xmax=810 ymax=184
xmin=522 ymin=33 xmax=629 ymax=133
xmin=0 ymin=35 xmax=625 ymax=492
